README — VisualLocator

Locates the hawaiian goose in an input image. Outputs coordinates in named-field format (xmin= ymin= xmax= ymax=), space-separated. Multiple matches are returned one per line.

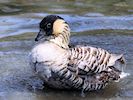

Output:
xmin=30 ymin=15 xmax=126 ymax=92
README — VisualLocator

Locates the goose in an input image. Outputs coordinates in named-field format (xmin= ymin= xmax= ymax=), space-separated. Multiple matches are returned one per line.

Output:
xmin=30 ymin=15 xmax=126 ymax=92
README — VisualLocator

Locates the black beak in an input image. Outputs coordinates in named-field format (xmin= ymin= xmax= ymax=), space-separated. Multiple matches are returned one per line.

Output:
xmin=35 ymin=30 xmax=45 ymax=41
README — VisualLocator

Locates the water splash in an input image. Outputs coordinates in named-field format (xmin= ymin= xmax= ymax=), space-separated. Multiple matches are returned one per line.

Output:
xmin=120 ymin=72 xmax=130 ymax=79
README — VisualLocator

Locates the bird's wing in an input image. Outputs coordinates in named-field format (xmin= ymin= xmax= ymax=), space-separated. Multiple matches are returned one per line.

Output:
xmin=51 ymin=64 xmax=120 ymax=91
xmin=50 ymin=45 xmax=123 ymax=91
xmin=68 ymin=46 xmax=125 ymax=74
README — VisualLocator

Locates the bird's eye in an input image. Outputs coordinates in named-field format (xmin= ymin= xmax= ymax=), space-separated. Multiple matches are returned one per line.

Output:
xmin=47 ymin=23 xmax=51 ymax=28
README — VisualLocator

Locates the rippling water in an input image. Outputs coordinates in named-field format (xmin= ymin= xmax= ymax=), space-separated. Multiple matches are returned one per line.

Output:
xmin=0 ymin=0 xmax=133 ymax=100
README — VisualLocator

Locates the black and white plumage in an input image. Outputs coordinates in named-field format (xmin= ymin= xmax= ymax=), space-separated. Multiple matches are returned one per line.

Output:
xmin=30 ymin=15 xmax=126 ymax=92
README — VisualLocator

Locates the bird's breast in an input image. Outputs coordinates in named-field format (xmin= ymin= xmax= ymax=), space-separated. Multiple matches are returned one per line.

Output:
xmin=31 ymin=42 xmax=68 ymax=65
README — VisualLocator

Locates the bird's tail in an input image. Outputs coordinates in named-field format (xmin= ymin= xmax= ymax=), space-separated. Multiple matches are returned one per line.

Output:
xmin=107 ymin=54 xmax=129 ymax=81
xmin=108 ymin=54 xmax=126 ymax=72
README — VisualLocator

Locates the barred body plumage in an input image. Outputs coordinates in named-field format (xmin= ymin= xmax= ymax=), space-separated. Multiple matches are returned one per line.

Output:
xmin=68 ymin=46 xmax=112 ymax=74
xmin=30 ymin=15 xmax=126 ymax=92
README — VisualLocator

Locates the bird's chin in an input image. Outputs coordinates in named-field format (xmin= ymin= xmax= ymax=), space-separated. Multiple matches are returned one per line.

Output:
xmin=35 ymin=36 xmax=55 ymax=42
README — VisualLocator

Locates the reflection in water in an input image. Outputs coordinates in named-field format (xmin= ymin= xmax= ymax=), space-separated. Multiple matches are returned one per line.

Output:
xmin=0 ymin=0 xmax=133 ymax=100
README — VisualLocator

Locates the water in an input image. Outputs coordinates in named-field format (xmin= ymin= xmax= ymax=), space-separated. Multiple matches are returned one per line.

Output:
xmin=0 ymin=0 xmax=133 ymax=100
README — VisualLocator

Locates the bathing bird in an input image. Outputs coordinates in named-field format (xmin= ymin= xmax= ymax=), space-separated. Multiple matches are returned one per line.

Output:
xmin=30 ymin=15 xmax=125 ymax=92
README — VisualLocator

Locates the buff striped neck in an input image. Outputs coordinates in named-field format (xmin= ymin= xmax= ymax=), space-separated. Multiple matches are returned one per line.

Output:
xmin=50 ymin=19 xmax=70 ymax=49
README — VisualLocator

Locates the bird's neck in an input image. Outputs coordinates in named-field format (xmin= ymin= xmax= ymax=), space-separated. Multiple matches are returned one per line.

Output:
xmin=50 ymin=32 xmax=70 ymax=49
xmin=50 ymin=23 xmax=70 ymax=49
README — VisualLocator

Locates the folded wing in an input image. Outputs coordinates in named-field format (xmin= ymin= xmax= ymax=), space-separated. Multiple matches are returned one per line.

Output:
xmin=68 ymin=46 xmax=125 ymax=75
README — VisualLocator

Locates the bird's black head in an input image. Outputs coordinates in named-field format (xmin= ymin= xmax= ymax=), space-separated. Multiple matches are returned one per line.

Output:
xmin=35 ymin=15 xmax=64 ymax=41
